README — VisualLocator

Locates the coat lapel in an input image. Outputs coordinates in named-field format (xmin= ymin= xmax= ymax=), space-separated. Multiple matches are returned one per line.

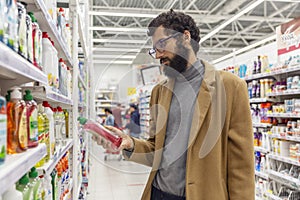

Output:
xmin=152 ymin=78 xmax=175 ymax=169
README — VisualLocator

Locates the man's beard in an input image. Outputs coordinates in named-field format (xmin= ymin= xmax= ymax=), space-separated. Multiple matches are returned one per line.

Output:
xmin=161 ymin=44 xmax=189 ymax=78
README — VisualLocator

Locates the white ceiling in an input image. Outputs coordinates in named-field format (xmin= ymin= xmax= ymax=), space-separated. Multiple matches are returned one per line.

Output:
xmin=89 ymin=0 xmax=300 ymax=66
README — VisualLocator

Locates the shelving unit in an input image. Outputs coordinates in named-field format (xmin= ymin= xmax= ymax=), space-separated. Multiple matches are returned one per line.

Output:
xmin=0 ymin=144 xmax=47 ymax=195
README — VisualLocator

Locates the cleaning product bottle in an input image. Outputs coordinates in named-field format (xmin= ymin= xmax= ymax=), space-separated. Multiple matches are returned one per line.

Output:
xmin=2 ymin=184 xmax=23 ymax=200
xmin=57 ymin=8 xmax=65 ymax=37
xmin=53 ymin=108 xmax=60 ymax=150
xmin=66 ymin=67 xmax=72 ymax=99
xmin=35 ymin=104 xmax=45 ymax=167
xmin=37 ymin=27 xmax=43 ymax=70
xmin=26 ymin=13 xmax=33 ymax=63
xmin=6 ymin=90 xmax=17 ymax=154
xmin=51 ymin=169 xmax=57 ymax=200
xmin=28 ymin=167 xmax=42 ymax=200
xmin=0 ymin=0 xmax=6 ymax=42
xmin=63 ymin=109 xmax=69 ymax=138
xmin=11 ymin=87 xmax=28 ymax=152
xmin=43 ymin=101 xmax=55 ymax=158
xmin=16 ymin=174 xmax=34 ymax=200
xmin=42 ymin=32 xmax=53 ymax=86
xmin=17 ymin=2 xmax=27 ymax=58
xmin=78 ymin=117 xmax=122 ymax=148
xmin=57 ymin=106 xmax=65 ymax=140
xmin=42 ymin=105 xmax=50 ymax=162
xmin=28 ymin=12 xmax=40 ymax=69
xmin=50 ymin=40 xmax=59 ymax=90
xmin=5 ymin=0 xmax=18 ymax=51
xmin=0 ymin=91 xmax=6 ymax=164
xmin=24 ymin=90 xmax=38 ymax=148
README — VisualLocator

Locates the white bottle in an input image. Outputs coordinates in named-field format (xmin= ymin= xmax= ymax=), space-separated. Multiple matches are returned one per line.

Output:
xmin=42 ymin=32 xmax=53 ymax=86
xmin=2 ymin=185 xmax=23 ymax=200
xmin=260 ymin=154 xmax=266 ymax=172
xmin=50 ymin=40 xmax=59 ymax=90
xmin=43 ymin=101 xmax=55 ymax=158
xmin=66 ymin=67 xmax=72 ymax=99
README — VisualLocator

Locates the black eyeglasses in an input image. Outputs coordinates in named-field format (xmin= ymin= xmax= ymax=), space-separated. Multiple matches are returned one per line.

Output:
xmin=149 ymin=32 xmax=181 ymax=58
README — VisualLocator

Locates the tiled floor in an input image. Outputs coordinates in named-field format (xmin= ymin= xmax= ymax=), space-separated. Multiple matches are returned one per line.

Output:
xmin=86 ymin=142 xmax=151 ymax=200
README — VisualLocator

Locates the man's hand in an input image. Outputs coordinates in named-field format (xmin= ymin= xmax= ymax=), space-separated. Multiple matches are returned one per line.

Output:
xmin=93 ymin=126 xmax=135 ymax=152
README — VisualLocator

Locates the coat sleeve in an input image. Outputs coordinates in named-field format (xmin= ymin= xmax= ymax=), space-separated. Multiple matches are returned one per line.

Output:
xmin=123 ymin=84 xmax=160 ymax=167
xmin=227 ymin=80 xmax=255 ymax=200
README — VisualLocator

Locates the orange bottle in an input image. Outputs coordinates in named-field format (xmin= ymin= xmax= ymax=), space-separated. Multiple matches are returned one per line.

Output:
xmin=7 ymin=87 xmax=28 ymax=153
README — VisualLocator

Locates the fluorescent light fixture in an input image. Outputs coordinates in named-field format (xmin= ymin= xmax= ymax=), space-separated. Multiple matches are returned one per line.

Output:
xmin=89 ymin=11 xmax=157 ymax=18
xmin=93 ymin=48 xmax=141 ymax=52
xmin=200 ymin=0 xmax=264 ymax=44
xmin=93 ymin=55 xmax=136 ymax=59
xmin=93 ymin=60 xmax=133 ymax=64
xmin=89 ymin=27 xmax=147 ymax=33
xmin=212 ymin=34 xmax=276 ymax=64
xmin=93 ymin=39 xmax=146 ymax=44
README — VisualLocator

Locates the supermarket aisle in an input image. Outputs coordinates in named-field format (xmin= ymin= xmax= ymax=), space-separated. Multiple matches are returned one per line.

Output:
xmin=87 ymin=142 xmax=151 ymax=200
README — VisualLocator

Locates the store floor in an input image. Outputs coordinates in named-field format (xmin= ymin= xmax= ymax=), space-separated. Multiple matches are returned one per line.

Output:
xmin=87 ymin=142 xmax=151 ymax=200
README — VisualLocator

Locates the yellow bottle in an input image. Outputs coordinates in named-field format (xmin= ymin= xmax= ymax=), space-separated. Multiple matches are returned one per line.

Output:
xmin=36 ymin=104 xmax=45 ymax=167
xmin=42 ymin=109 xmax=50 ymax=162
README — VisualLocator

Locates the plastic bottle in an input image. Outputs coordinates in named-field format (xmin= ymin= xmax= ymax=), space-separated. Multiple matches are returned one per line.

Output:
xmin=36 ymin=104 xmax=45 ymax=167
xmin=57 ymin=8 xmax=65 ymax=37
xmin=28 ymin=12 xmax=40 ymax=69
xmin=65 ymin=23 xmax=71 ymax=53
xmin=16 ymin=174 xmax=34 ymax=200
xmin=260 ymin=79 xmax=265 ymax=98
xmin=23 ymin=90 xmax=38 ymax=148
xmin=78 ymin=117 xmax=122 ymax=148
xmin=5 ymin=0 xmax=18 ymax=51
xmin=37 ymin=27 xmax=43 ymax=70
xmin=51 ymin=40 xmax=59 ymax=90
xmin=2 ymin=184 xmax=23 ymax=200
xmin=11 ymin=87 xmax=28 ymax=152
xmin=28 ymin=167 xmax=42 ymax=200
xmin=257 ymin=56 xmax=261 ymax=74
xmin=25 ymin=13 xmax=33 ymax=63
xmin=63 ymin=109 xmax=69 ymax=138
xmin=42 ymin=32 xmax=53 ymax=86
xmin=17 ymin=2 xmax=27 ymax=58
xmin=42 ymin=105 xmax=50 ymax=162
xmin=67 ymin=67 xmax=72 ymax=98
xmin=0 ymin=0 xmax=6 ymax=42
xmin=260 ymin=154 xmax=266 ymax=172
xmin=57 ymin=106 xmax=65 ymax=140
xmin=51 ymin=169 xmax=58 ymax=200
xmin=0 ymin=91 xmax=6 ymax=164
xmin=43 ymin=101 xmax=55 ymax=158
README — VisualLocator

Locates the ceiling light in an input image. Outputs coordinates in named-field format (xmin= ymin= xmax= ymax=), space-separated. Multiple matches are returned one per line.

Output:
xmin=200 ymin=0 xmax=264 ymax=44
xmin=92 ymin=48 xmax=141 ymax=52
xmin=93 ymin=39 xmax=146 ymax=44
xmin=93 ymin=60 xmax=133 ymax=64
xmin=93 ymin=55 xmax=136 ymax=59
xmin=89 ymin=11 xmax=157 ymax=18
xmin=89 ymin=27 xmax=147 ymax=33
xmin=212 ymin=34 xmax=276 ymax=64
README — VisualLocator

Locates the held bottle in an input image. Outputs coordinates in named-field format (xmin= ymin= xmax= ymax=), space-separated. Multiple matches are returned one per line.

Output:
xmin=78 ymin=117 xmax=122 ymax=148
xmin=23 ymin=90 xmax=38 ymax=148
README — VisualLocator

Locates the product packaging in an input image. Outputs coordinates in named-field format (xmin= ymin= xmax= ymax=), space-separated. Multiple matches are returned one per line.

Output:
xmin=0 ymin=92 xmax=6 ymax=164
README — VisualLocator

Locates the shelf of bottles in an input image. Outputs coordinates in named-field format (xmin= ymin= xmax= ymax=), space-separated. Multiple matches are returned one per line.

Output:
xmin=224 ymin=54 xmax=300 ymax=199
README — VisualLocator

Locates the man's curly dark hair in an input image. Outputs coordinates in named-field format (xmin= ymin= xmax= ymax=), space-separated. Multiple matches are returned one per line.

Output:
xmin=147 ymin=9 xmax=201 ymax=54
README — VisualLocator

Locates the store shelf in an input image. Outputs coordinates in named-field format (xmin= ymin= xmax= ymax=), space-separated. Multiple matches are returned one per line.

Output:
xmin=268 ymin=154 xmax=300 ymax=166
xmin=22 ymin=0 xmax=73 ymax=67
xmin=0 ymin=43 xmax=48 ymax=91
xmin=253 ymin=123 xmax=272 ymax=128
xmin=264 ymin=192 xmax=283 ymax=200
xmin=0 ymin=144 xmax=47 ymax=195
xmin=244 ymin=65 xmax=300 ymax=81
xmin=267 ymin=90 xmax=300 ymax=97
xmin=37 ymin=139 xmax=73 ymax=175
xmin=267 ymin=113 xmax=300 ymax=118
xmin=254 ymin=146 xmax=269 ymax=154
xmin=268 ymin=170 xmax=300 ymax=190
xmin=78 ymin=14 xmax=88 ymax=58
xmin=249 ymin=98 xmax=276 ymax=103
xmin=270 ymin=134 xmax=300 ymax=143
xmin=255 ymin=170 xmax=269 ymax=179
xmin=22 ymin=86 xmax=73 ymax=106
xmin=78 ymin=75 xmax=87 ymax=90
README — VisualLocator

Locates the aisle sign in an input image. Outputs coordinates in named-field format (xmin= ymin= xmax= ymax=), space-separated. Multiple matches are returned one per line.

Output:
xmin=276 ymin=17 xmax=300 ymax=64
xmin=127 ymin=87 xmax=136 ymax=96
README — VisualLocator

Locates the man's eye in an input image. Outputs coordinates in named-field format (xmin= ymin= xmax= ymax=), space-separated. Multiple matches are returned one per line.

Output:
xmin=156 ymin=41 xmax=165 ymax=49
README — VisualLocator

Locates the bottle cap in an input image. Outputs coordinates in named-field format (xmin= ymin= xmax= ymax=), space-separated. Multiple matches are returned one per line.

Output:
xmin=19 ymin=174 xmax=29 ymax=185
xmin=59 ymin=58 xmax=64 ymax=62
xmin=77 ymin=117 xmax=87 ymax=125
xmin=5 ymin=90 xmax=12 ymax=101
xmin=29 ymin=167 xmax=38 ymax=178
xmin=42 ymin=32 xmax=49 ymax=38
xmin=10 ymin=87 xmax=22 ymax=100
xmin=42 ymin=101 xmax=50 ymax=107
xmin=28 ymin=12 xmax=37 ymax=22
xmin=59 ymin=7 xmax=64 ymax=12
xmin=57 ymin=106 xmax=63 ymax=112
xmin=23 ymin=90 xmax=33 ymax=101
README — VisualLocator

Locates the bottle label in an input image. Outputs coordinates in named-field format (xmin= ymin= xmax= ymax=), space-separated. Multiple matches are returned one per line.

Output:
xmin=30 ymin=109 xmax=38 ymax=141
xmin=19 ymin=108 xmax=28 ymax=148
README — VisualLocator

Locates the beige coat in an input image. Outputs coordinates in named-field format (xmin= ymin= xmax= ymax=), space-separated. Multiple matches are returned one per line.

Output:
xmin=125 ymin=60 xmax=255 ymax=200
